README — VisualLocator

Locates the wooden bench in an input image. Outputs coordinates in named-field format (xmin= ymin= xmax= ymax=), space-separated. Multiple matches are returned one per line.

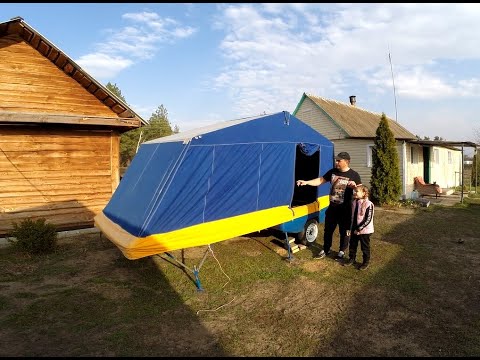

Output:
xmin=414 ymin=176 xmax=443 ymax=198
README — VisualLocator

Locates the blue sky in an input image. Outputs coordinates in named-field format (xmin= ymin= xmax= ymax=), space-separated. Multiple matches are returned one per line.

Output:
xmin=2 ymin=3 xmax=480 ymax=143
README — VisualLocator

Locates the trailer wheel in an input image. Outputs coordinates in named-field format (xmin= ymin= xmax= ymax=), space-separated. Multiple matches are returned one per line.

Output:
xmin=296 ymin=219 xmax=319 ymax=246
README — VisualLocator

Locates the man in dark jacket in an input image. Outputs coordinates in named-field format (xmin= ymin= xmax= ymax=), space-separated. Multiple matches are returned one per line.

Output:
xmin=296 ymin=152 xmax=361 ymax=260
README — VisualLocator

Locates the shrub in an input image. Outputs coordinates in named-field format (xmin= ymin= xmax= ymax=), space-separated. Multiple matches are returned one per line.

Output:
xmin=8 ymin=218 xmax=58 ymax=254
xmin=370 ymin=113 xmax=402 ymax=205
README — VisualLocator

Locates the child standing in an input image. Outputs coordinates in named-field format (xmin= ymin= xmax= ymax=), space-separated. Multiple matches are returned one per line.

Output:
xmin=343 ymin=185 xmax=374 ymax=270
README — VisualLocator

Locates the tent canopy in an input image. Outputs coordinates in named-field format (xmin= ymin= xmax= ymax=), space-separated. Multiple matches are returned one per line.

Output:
xmin=95 ymin=111 xmax=333 ymax=259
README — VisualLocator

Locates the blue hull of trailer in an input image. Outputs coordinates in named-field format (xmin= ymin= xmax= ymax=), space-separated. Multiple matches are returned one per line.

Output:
xmin=273 ymin=207 xmax=326 ymax=234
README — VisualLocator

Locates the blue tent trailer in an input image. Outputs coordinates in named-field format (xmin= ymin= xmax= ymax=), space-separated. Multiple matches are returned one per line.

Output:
xmin=273 ymin=143 xmax=330 ymax=244
xmin=94 ymin=111 xmax=333 ymax=288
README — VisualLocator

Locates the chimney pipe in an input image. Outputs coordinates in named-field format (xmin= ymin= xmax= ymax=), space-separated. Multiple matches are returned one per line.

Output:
xmin=349 ymin=95 xmax=356 ymax=106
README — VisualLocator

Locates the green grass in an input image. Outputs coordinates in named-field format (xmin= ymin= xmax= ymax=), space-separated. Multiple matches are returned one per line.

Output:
xmin=1 ymin=204 xmax=480 ymax=356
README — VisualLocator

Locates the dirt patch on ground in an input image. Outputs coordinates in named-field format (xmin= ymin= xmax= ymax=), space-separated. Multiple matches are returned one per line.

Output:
xmin=1 ymin=206 xmax=480 ymax=356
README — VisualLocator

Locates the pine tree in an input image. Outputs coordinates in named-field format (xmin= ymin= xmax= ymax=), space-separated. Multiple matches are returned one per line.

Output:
xmin=105 ymin=82 xmax=141 ymax=166
xmin=119 ymin=128 xmax=142 ymax=167
xmin=370 ymin=113 xmax=402 ymax=205
xmin=105 ymin=82 xmax=126 ymax=102
xmin=104 ymin=84 xmax=179 ymax=166
xmin=142 ymin=105 xmax=173 ymax=142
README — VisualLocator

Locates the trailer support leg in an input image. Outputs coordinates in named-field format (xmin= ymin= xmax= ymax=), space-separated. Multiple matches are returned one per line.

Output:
xmin=162 ymin=245 xmax=212 ymax=292
xmin=193 ymin=266 xmax=204 ymax=292
xmin=284 ymin=232 xmax=294 ymax=261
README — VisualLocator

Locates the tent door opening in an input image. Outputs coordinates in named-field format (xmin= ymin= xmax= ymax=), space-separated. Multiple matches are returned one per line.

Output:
xmin=291 ymin=145 xmax=320 ymax=207
xmin=272 ymin=144 xmax=322 ymax=253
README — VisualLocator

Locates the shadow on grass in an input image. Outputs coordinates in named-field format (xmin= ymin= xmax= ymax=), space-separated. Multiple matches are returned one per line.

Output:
xmin=0 ymin=235 xmax=227 ymax=357
xmin=3 ymin=204 xmax=480 ymax=356
xmin=310 ymin=203 xmax=480 ymax=357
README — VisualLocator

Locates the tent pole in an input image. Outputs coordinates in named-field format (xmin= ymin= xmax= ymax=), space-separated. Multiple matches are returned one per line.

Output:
xmin=192 ymin=245 xmax=214 ymax=292
xmin=284 ymin=232 xmax=294 ymax=261
xmin=192 ymin=266 xmax=204 ymax=292
xmin=162 ymin=246 xmax=213 ymax=292
xmin=197 ymin=245 xmax=212 ymax=270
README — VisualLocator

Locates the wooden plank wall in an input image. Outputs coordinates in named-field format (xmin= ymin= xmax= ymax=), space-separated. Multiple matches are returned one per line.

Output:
xmin=0 ymin=127 xmax=118 ymax=235
xmin=0 ymin=34 xmax=115 ymax=117
xmin=0 ymin=32 xmax=128 ymax=235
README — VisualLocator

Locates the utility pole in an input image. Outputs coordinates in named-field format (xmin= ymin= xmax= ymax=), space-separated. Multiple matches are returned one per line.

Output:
xmin=388 ymin=48 xmax=398 ymax=123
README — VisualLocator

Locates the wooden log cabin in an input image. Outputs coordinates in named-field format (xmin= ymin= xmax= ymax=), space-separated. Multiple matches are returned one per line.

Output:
xmin=0 ymin=17 xmax=146 ymax=235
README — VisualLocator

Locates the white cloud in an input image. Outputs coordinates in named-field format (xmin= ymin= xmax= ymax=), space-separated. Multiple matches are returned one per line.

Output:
xmin=363 ymin=66 xmax=480 ymax=100
xmin=130 ymin=103 xmax=157 ymax=121
xmin=457 ymin=78 xmax=480 ymax=97
xmin=211 ymin=3 xmax=480 ymax=118
xmin=76 ymin=53 xmax=133 ymax=79
xmin=122 ymin=11 xmax=160 ymax=23
xmin=69 ymin=3 xmax=480 ymax=141
xmin=75 ymin=11 xmax=197 ymax=80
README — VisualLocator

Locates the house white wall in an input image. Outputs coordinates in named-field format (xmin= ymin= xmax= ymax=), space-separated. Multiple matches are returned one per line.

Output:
xmin=296 ymin=99 xmax=408 ymax=197
xmin=405 ymin=144 xmax=462 ymax=196
xmin=405 ymin=143 xmax=424 ymax=196
xmin=328 ymin=139 xmax=408 ymax=197
xmin=295 ymin=96 xmax=463 ymax=200
xmin=429 ymin=147 xmax=462 ymax=188
xmin=329 ymin=139 xmax=372 ymax=187
xmin=295 ymin=97 xmax=347 ymax=140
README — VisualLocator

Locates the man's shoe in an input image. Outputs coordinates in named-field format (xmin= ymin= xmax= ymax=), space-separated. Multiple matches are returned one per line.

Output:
xmin=358 ymin=262 xmax=369 ymax=271
xmin=343 ymin=257 xmax=355 ymax=266
xmin=314 ymin=250 xmax=327 ymax=259
xmin=334 ymin=250 xmax=345 ymax=261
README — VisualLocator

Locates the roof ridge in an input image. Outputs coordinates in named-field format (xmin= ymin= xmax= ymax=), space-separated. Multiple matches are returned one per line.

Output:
xmin=303 ymin=92 xmax=416 ymax=139
xmin=0 ymin=17 xmax=146 ymax=125
xmin=305 ymin=92 xmax=394 ymax=121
